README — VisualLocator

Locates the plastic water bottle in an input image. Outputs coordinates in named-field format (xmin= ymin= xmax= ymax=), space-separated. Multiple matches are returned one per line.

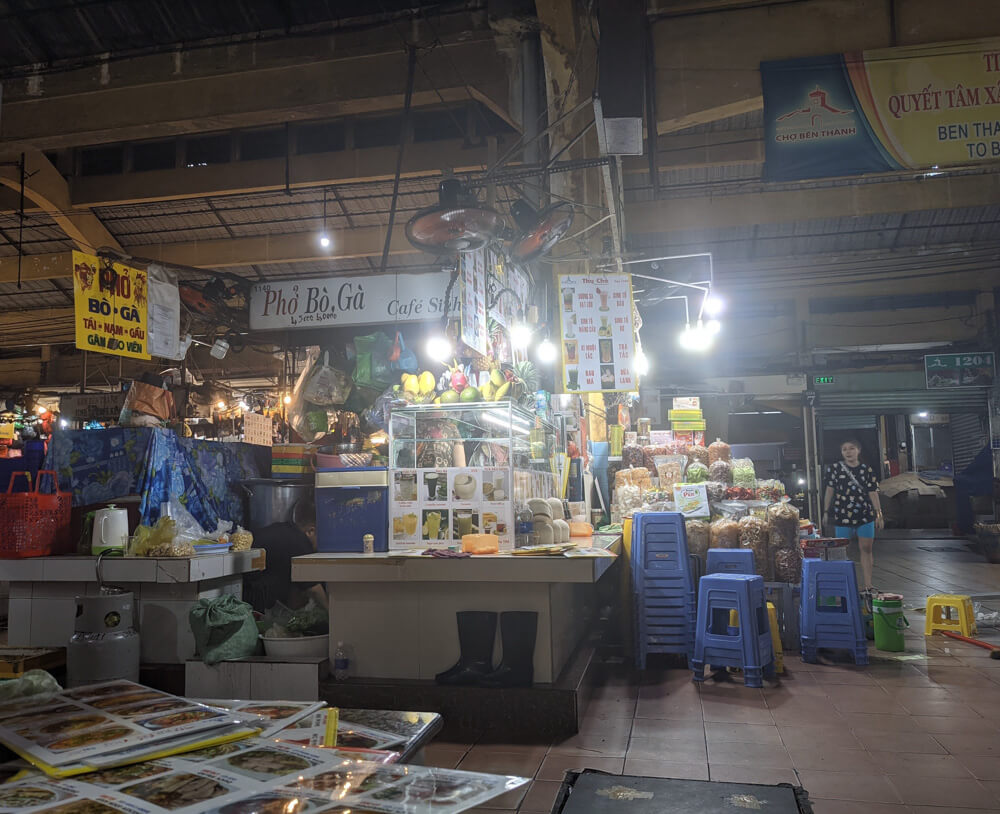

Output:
xmin=333 ymin=641 xmax=350 ymax=681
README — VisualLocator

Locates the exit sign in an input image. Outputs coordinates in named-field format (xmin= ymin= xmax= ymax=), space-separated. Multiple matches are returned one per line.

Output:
xmin=814 ymin=376 xmax=835 ymax=385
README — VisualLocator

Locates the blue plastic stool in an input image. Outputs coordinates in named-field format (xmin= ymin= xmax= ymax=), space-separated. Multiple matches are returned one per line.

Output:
xmin=706 ymin=548 xmax=755 ymax=575
xmin=799 ymin=559 xmax=869 ymax=665
xmin=692 ymin=573 xmax=775 ymax=688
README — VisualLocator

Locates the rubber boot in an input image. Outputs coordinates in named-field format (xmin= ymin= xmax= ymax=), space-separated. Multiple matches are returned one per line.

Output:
xmin=481 ymin=611 xmax=537 ymax=687
xmin=435 ymin=611 xmax=497 ymax=685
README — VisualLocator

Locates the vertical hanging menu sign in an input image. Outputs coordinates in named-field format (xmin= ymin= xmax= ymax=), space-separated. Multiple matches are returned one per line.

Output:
xmin=460 ymin=249 xmax=488 ymax=355
xmin=558 ymin=273 xmax=636 ymax=392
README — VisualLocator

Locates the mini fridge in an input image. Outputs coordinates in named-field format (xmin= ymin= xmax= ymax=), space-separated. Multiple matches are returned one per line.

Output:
xmin=315 ymin=466 xmax=388 ymax=552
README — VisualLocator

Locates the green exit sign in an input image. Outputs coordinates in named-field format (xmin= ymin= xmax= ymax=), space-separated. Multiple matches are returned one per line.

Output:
xmin=815 ymin=376 xmax=835 ymax=385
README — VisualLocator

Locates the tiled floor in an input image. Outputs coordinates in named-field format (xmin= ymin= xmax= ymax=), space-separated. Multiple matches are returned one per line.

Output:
xmin=420 ymin=535 xmax=1000 ymax=814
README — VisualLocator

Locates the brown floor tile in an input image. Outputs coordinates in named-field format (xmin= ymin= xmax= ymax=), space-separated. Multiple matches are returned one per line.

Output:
xmin=884 ymin=686 xmax=957 ymax=704
xmin=867 ymin=750 xmax=973 ymax=778
xmin=897 ymin=699 xmax=981 ymax=717
xmin=476 ymin=781 xmax=530 ymax=810
xmin=790 ymin=746 xmax=880 ymax=773
xmin=626 ymin=734 xmax=707 ymax=761
xmin=419 ymin=745 xmax=469 ymax=768
xmin=840 ymin=712 xmax=919 ymax=732
xmin=957 ymin=755 xmax=1000 ymax=781
xmin=810 ymin=671 xmax=878 ymax=686
xmin=701 ymin=701 xmax=774 ymax=725
xmin=707 ymin=741 xmax=793 ymax=769
xmin=634 ymin=697 xmax=704 ymax=720
xmin=907 ymin=808 xmax=1000 ymax=814
xmin=459 ymin=750 xmax=544 ymax=778
xmin=535 ymin=754 xmax=623 ymax=782
xmin=778 ymin=724 xmax=863 ymax=751
xmin=516 ymin=780 xmax=563 ymax=814
xmin=852 ymin=729 xmax=946 ymax=754
xmin=922 ymin=667 xmax=993 ymax=686
xmin=547 ymin=731 xmax=629 ymax=758
xmin=831 ymin=696 xmax=909 ymax=715
xmin=584 ymin=697 xmax=637 ymax=719
xmin=911 ymin=714 xmax=1000 ymax=734
xmin=622 ymin=758 xmax=709 ymax=779
xmin=887 ymin=774 xmax=998 ymax=808
xmin=933 ymin=732 xmax=1000 ymax=755
xmin=466 ymin=743 xmax=550 ymax=761
xmin=707 ymin=764 xmax=799 ymax=785
xmin=806 ymin=802 xmax=907 ymax=814
xmin=629 ymin=717 xmax=705 ymax=740
xmin=703 ymin=722 xmax=781 ymax=744
xmin=794 ymin=770 xmax=902 ymax=803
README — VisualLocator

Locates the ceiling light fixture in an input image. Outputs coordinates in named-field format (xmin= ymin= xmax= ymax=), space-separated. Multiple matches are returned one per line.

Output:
xmin=426 ymin=334 xmax=453 ymax=364
xmin=318 ymin=189 xmax=332 ymax=249
xmin=703 ymin=294 xmax=724 ymax=316
xmin=216 ymin=400 xmax=226 ymax=410
xmin=509 ymin=322 xmax=532 ymax=350
xmin=283 ymin=395 xmax=292 ymax=405
xmin=536 ymin=337 xmax=558 ymax=364
xmin=678 ymin=319 xmax=715 ymax=352
xmin=634 ymin=347 xmax=650 ymax=376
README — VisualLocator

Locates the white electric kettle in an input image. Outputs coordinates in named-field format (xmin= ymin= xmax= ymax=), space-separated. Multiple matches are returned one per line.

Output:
xmin=92 ymin=506 xmax=129 ymax=556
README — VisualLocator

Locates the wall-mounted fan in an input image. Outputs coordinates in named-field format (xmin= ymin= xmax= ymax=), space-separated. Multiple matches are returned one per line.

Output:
xmin=508 ymin=200 xmax=574 ymax=263
xmin=405 ymin=179 xmax=504 ymax=254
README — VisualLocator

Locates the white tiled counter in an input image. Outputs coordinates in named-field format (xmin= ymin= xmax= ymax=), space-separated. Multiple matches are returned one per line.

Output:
xmin=2 ymin=551 xmax=265 ymax=663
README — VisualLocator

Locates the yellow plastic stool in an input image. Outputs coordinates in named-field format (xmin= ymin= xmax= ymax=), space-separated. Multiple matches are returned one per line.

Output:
xmin=727 ymin=603 xmax=784 ymax=674
xmin=924 ymin=594 xmax=977 ymax=637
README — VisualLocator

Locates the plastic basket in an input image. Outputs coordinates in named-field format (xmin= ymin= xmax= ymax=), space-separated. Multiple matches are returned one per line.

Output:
xmin=0 ymin=470 xmax=71 ymax=558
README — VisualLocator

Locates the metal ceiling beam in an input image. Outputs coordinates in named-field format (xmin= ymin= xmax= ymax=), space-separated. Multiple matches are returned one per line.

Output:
xmin=625 ymin=171 xmax=1000 ymax=235
xmin=69 ymin=137 xmax=507 ymax=208
xmin=0 ymin=150 xmax=121 ymax=254
xmin=0 ymin=30 xmax=514 ymax=150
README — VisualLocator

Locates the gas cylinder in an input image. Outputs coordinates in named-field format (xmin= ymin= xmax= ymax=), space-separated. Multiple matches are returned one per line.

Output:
xmin=66 ymin=588 xmax=140 ymax=688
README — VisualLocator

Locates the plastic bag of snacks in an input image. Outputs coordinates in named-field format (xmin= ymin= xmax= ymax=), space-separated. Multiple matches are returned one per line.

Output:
xmin=708 ymin=439 xmax=731 ymax=464
xmin=767 ymin=502 xmax=800 ymax=549
xmin=686 ymin=519 xmax=710 ymax=559
xmin=709 ymin=459 xmax=733 ymax=485
xmin=616 ymin=484 xmax=643 ymax=517
xmin=685 ymin=461 xmax=709 ymax=483
xmin=615 ymin=467 xmax=652 ymax=493
xmin=773 ymin=545 xmax=802 ymax=582
xmin=642 ymin=446 xmax=668 ymax=474
xmin=654 ymin=455 xmax=686 ymax=490
xmin=705 ymin=481 xmax=726 ymax=502
xmin=757 ymin=479 xmax=786 ymax=503
xmin=738 ymin=515 xmax=769 ymax=578
xmin=623 ymin=444 xmax=645 ymax=469
xmin=687 ymin=445 xmax=710 ymax=467
xmin=732 ymin=458 xmax=756 ymax=490
xmin=710 ymin=518 xmax=739 ymax=548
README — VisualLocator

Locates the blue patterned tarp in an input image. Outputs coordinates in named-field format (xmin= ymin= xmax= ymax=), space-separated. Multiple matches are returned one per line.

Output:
xmin=45 ymin=428 xmax=268 ymax=528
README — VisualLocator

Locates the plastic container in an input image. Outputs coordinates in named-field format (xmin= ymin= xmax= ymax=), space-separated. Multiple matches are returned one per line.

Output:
xmin=873 ymin=594 xmax=907 ymax=652
xmin=315 ymin=448 xmax=374 ymax=469
xmin=261 ymin=634 xmax=330 ymax=659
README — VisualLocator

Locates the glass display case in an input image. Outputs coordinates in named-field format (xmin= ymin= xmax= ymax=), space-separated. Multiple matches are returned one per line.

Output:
xmin=388 ymin=402 xmax=560 ymax=551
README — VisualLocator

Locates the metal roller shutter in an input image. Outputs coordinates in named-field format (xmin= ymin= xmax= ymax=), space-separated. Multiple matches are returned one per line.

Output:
xmin=821 ymin=415 xmax=878 ymax=430
xmin=816 ymin=390 xmax=989 ymax=414
xmin=951 ymin=413 xmax=987 ymax=473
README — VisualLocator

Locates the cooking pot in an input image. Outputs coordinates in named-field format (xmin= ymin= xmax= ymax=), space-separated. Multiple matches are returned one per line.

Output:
xmin=240 ymin=479 xmax=314 ymax=532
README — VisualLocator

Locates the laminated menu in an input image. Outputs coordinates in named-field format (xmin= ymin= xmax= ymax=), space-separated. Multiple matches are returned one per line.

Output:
xmin=0 ymin=681 xmax=246 ymax=773
xmin=0 ymin=746 xmax=528 ymax=814
xmin=193 ymin=701 xmax=325 ymax=739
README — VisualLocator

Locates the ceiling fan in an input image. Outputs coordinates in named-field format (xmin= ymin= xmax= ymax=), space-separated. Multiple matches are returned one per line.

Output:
xmin=405 ymin=179 xmax=505 ymax=254
xmin=508 ymin=199 xmax=574 ymax=263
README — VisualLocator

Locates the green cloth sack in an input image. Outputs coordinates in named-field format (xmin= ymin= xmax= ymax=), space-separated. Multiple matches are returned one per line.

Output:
xmin=189 ymin=595 xmax=259 ymax=665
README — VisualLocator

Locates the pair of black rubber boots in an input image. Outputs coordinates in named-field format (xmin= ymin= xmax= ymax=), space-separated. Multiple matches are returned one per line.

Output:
xmin=435 ymin=611 xmax=537 ymax=687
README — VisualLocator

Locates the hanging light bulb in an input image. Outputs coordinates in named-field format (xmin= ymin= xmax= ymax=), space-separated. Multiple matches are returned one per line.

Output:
xmin=216 ymin=400 xmax=226 ymax=410
xmin=426 ymin=334 xmax=453 ymax=364
xmin=509 ymin=322 xmax=532 ymax=350
xmin=283 ymin=394 xmax=292 ymax=405
xmin=703 ymin=294 xmax=724 ymax=316
xmin=238 ymin=400 xmax=249 ymax=411
xmin=706 ymin=319 xmax=722 ymax=335
xmin=536 ymin=337 xmax=558 ymax=364
xmin=318 ymin=189 xmax=332 ymax=250
xmin=634 ymin=347 xmax=650 ymax=376
xmin=36 ymin=405 xmax=46 ymax=415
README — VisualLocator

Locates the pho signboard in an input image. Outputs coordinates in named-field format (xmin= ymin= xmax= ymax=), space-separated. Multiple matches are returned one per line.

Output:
xmin=924 ymin=352 xmax=995 ymax=389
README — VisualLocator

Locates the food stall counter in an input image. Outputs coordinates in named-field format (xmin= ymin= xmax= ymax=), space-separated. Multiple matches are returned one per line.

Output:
xmin=292 ymin=534 xmax=621 ymax=684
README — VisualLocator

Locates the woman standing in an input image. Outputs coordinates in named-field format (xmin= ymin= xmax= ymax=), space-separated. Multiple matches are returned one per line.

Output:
xmin=823 ymin=439 xmax=883 ymax=591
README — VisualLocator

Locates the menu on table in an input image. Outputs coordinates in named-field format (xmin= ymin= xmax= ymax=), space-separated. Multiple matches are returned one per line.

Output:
xmin=558 ymin=273 xmax=636 ymax=392
xmin=193 ymin=701 xmax=325 ymax=739
xmin=0 ymin=748 xmax=528 ymax=814
xmin=0 ymin=682 xmax=244 ymax=772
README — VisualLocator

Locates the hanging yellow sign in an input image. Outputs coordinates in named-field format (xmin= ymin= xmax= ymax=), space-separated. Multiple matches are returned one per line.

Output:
xmin=72 ymin=251 xmax=150 ymax=360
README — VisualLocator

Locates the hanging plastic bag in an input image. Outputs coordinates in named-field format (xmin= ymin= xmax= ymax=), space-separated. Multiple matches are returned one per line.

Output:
xmin=302 ymin=351 xmax=352 ymax=407
xmin=389 ymin=332 xmax=418 ymax=373
xmin=352 ymin=332 xmax=394 ymax=390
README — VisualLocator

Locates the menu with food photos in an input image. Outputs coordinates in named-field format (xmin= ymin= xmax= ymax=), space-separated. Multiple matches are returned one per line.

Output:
xmin=558 ymin=272 xmax=636 ymax=393
xmin=0 ymin=749 xmax=528 ymax=814
xmin=0 ymin=681 xmax=243 ymax=770
xmin=193 ymin=701 xmax=326 ymax=739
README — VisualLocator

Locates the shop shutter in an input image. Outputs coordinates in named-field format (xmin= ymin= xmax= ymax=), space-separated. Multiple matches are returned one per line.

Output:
xmin=821 ymin=415 xmax=878 ymax=431
xmin=816 ymin=390 xmax=989 ymax=414
xmin=951 ymin=413 xmax=987 ymax=474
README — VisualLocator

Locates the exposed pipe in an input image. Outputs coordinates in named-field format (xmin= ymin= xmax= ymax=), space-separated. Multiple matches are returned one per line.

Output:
xmin=379 ymin=44 xmax=417 ymax=275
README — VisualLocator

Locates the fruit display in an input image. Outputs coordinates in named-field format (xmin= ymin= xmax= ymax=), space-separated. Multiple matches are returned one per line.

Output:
xmin=394 ymin=370 xmax=439 ymax=404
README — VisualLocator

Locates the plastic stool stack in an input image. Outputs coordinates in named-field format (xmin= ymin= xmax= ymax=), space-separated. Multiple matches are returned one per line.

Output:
xmin=692 ymin=573 xmax=775 ymax=688
xmin=632 ymin=512 xmax=697 ymax=669
xmin=706 ymin=548 xmax=755 ymax=576
xmin=800 ymin=559 xmax=869 ymax=665
xmin=924 ymin=594 xmax=977 ymax=637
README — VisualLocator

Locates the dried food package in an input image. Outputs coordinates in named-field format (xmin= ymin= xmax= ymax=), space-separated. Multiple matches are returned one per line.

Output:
xmin=654 ymin=455 xmax=687 ymax=490
xmin=642 ymin=446 xmax=668 ymax=474
xmin=688 ymin=445 xmax=710 ymax=467
xmin=708 ymin=439 xmax=731 ymax=464
xmin=623 ymin=444 xmax=645 ymax=469
xmin=738 ymin=515 xmax=769 ymax=577
xmin=757 ymin=479 xmax=786 ymax=503
xmin=709 ymin=459 xmax=733 ymax=485
xmin=774 ymin=545 xmax=803 ymax=582
xmin=686 ymin=519 xmax=710 ymax=559
xmin=732 ymin=458 xmax=756 ymax=490
xmin=685 ymin=461 xmax=709 ymax=483
xmin=615 ymin=467 xmax=652 ymax=493
xmin=767 ymin=502 xmax=800 ymax=549
xmin=617 ymin=484 xmax=642 ymax=517
xmin=705 ymin=480 xmax=726 ymax=502
xmin=710 ymin=518 xmax=739 ymax=549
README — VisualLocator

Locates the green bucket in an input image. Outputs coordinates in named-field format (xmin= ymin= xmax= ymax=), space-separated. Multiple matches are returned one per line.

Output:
xmin=872 ymin=594 xmax=908 ymax=652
